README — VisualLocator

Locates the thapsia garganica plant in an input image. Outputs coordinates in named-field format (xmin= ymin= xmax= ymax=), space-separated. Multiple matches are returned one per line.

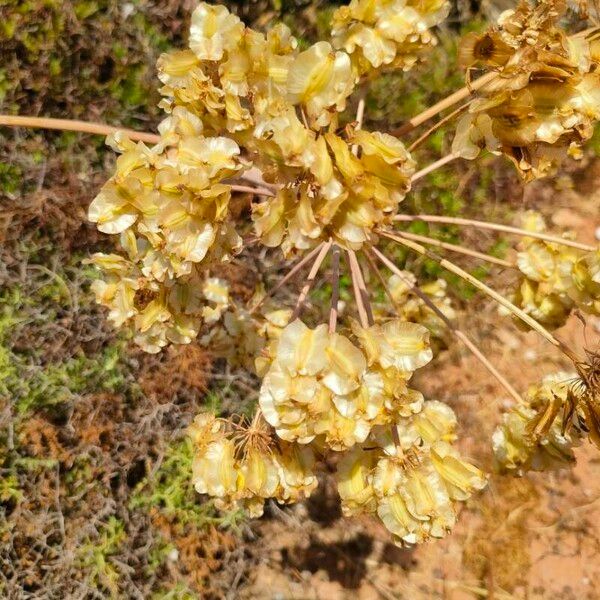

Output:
xmin=85 ymin=0 xmax=600 ymax=546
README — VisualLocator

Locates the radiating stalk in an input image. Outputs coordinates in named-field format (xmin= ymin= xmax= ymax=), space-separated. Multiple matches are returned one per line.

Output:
xmin=408 ymin=101 xmax=473 ymax=152
xmin=366 ymin=246 xmax=523 ymax=403
xmin=347 ymin=249 xmax=374 ymax=327
xmin=329 ymin=245 xmax=341 ymax=333
xmin=290 ymin=240 xmax=333 ymax=322
xmin=392 ymin=214 xmax=596 ymax=252
xmin=251 ymin=243 xmax=324 ymax=313
xmin=395 ymin=230 xmax=514 ymax=268
xmin=391 ymin=72 xmax=497 ymax=136
xmin=0 ymin=114 xmax=161 ymax=144
xmin=378 ymin=229 xmax=579 ymax=360
xmin=411 ymin=153 xmax=458 ymax=182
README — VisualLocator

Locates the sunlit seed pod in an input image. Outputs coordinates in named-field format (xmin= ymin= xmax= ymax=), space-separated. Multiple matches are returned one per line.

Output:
xmin=275 ymin=319 xmax=330 ymax=378
xmin=378 ymin=320 xmax=433 ymax=372
xmin=413 ymin=401 xmax=458 ymax=445
xmin=492 ymin=373 xmax=586 ymax=474
xmin=286 ymin=41 xmax=356 ymax=128
xmin=337 ymin=446 xmax=378 ymax=516
xmin=331 ymin=0 xmax=450 ymax=76
xmin=189 ymin=3 xmax=245 ymax=61
xmin=429 ymin=441 xmax=487 ymax=501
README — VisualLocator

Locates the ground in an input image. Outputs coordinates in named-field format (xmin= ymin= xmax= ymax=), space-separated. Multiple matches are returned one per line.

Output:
xmin=1 ymin=1 xmax=600 ymax=598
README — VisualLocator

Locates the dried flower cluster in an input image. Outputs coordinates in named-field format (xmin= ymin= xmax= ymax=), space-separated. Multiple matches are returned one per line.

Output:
xmin=331 ymin=0 xmax=451 ymax=75
xmin=493 ymin=369 xmax=600 ymax=474
xmin=386 ymin=271 xmax=456 ymax=339
xmin=189 ymin=412 xmax=317 ymax=516
xmin=506 ymin=212 xmax=600 ymax=329
xmin=453 ymin=0 xmax=600 ymax=179
xmin=338 ymin=400 xmax=486 ymax=544
xmin=188 ymin=318 xmax=486 ymax=543
xmin=259 ymin=318 xmax=432 ymax=449
xmin=253 ymin=128 xmax=416 ymax=252
xmin=87 ymin=0 xmax=600 ymax=547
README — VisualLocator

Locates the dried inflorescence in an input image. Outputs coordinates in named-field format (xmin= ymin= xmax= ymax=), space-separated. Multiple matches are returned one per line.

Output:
xmin=258 ymin=318 xmax=430 ymax=449
xmin=85 ymin=0 xmax=600 ymax=548
xmin=505 ymin=212 xmax=600 ymax=330
xmin=189 ymin=412 xmax=318 ymax=516
xmin=491 ymin=370 xmax=600 ymax=474
xmin=337 ymin=401 xmax=486 ymax=545
xmin=253 ymin=128 xmax=415 ymax=252
xmin=331 ymin=0 xmax=451 ymax=76
xmin=453 ymin=0 xmax=600 ymax=180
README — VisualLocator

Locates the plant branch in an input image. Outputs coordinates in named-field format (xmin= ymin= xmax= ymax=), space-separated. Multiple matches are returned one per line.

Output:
xmin=251 ymin=243 xmax=324 ymax=314
xmin=393 ymin=230 xmax=514 ymax=268
xmin=392 ymin=214 xmax=596 ymax=252
xmin=290 ymin=240 xmax=333 ymax=322
xmin=366 ymin=245 xmax=523 ymax=403
xmin=411 ymin=153 xmax=458 ymax=182
xmin=391 ymin=72 xmax=497 ymax=137
xmin=0 ymin=114 xmax=162 ymax=144
xmin=408 ymin=100 xmax=473 ymax=152
xmin=356 ymin=95 xmax=366 ymax=131
xmin=347 ymin=250 xmax=374 ymax=327
xmin=1 ymin=115 xmax=278 ymax=197
xmin=378 ymin=229 xmax=579 ymax=360
xmin=329 ymin=245 xmax=341 ymax=333
xmin=228 ymin=183 xmax=276 ymax=197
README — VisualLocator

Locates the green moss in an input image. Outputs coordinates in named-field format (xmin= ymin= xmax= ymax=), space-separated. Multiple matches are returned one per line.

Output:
xmin=78 ymin=517 xmax=127 ymax=598
xmin=0 ymin=162 xmax=22 ymax=195
xmin=73 ymin=0 xmax=100 ymax=20
xmin=0 ymin=474 xmax=24 ymax=503
xmin=109 ymin=64 xmax=150 ymax=108
xmin=0 ymin=276 xmax=128 ymax=415
xmin=10 ymin=345 xmax=127 ymax=415
xmin=130 ymin=439 xmax=245 ymax=529
xmin=146 ymin=536 xmax=177 ymax=576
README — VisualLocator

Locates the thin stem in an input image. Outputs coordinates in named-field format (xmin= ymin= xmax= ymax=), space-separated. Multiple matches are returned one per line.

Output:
xmin=366 ymin=246 xmax=523 ymax=403
xmin=347 ymin=250 xmax=374 ymax=327
xmin=394 ymin=230 xmax=514 ymax=268
xmin=352 ymin=251 xmax=375 ymax=327
xmin=378 ymin=229 xmax=577 ymax=358
xmin=250 ymin=243 xmax=324 ymax=314
xmin=0 ymin=114 xmax=161 ymax=144
xmin=290 ymin=240 xmax=333 ymax=322
xmin=0 ymin=115 xmax=277 ymax=198
xmin=391 ymin=72 xmax=497 ymax=137
xmin=356 ymin=95 xmax=366 ymax=131
xmin=352 ymin=88 xmax=367 ymax=156
xmin=411 ymin=153 xmax=458 ymax=182
xmin=229 ymin=183 xmax=276 ymax=197
xmin=329 ymin=245 xmax=341 ymax=333
xmin=392 ymin=214 xmax=596 ymax=252
xmin=240 ymin=166 xmax=277 ymax=190
xmin=408 ymin=100 xmax=473 ymax=153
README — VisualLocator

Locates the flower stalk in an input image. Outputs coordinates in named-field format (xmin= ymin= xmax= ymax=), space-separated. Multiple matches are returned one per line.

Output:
xmin=290 ymin=240 xmax=333 ymax=322
xmin=347 ymin=249 xmax=374 ymax=327
xmin=411 ymin=153 xmax=459 ymax=182
xmin=366 ymin=245 xmax=523 ymax=403
xmin=393 ymin=215 xmax=597 ymax=252
xmin=329 ymin=244 xmax=341 ymax=333
xmin=395 ymin=230 xmax=514 ymax=268
xmin=378 ymin=229 xmax=579 ymax=361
